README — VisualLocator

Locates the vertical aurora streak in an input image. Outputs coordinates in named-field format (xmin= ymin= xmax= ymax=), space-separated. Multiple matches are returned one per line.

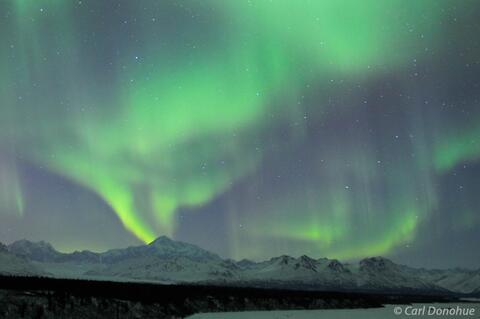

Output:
xmin=1 ymin=0 xmax=479 ymax=267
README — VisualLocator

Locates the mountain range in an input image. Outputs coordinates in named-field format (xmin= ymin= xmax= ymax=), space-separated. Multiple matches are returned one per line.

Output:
xmin=2 ymin=236 xmax=480 ymax=296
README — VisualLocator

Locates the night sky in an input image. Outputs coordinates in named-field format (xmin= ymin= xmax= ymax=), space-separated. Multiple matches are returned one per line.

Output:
xmin=1 ymin=0 xmax=479 ymax=269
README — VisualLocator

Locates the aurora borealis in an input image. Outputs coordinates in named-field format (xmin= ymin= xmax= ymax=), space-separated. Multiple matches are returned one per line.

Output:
xmin=1 ymin=0 xmax=479 ymax=268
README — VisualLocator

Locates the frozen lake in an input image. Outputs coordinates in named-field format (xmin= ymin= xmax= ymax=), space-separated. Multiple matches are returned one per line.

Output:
xmin=188 ymin=303 xmax=480 ymax=319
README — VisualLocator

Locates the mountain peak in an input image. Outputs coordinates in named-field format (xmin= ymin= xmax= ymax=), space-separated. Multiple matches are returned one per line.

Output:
xmin=359 ymin=256 xmax=395 ymax=271
xmin=270 ymin=255 xmax=296 ymax=265
xmin=137 ymin=235 xmax=221 ymax=262
xmin=299 ymin=255 xmax=315 ymax=261
xmin=296 ymin=255 xmax=318 ymax=271
xmin=148 ymin=235 xmax=174 ymax=246
xmin=8 ymin=239 xmax=61 ymax=262
xmin=361 ymin=256 xmax=393 ymax=263
xmin=237 ymin=258 xmax=256 ymax=268
xmin=327 ymin=259 xmax=346 ymax=272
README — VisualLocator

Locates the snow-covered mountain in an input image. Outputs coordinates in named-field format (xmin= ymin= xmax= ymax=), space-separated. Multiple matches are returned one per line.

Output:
xmin=0 ymin=242 xmax=45 ymax=276
xmin=85 ymin=236 xmax=236 ymax=282
xmin=8 ymin=239 xmax=62 ymax=262
xmin=100 ymin=236 xmax=221 ymax=264
xmin=415 ymin=267 xmax=480 ymax=294
xmin=4 ymin=238 xmax=480 ymax=294
xmin=8 ymin=239 xmax=101 ymax=263
xmin=354 ymin=257 xmax=442 ymax=292
xmin=237 ymin=255 xmax=357 ymax=290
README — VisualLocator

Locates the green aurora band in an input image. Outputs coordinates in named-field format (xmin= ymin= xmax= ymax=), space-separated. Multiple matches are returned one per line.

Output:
xmin=1 ymin=0 xmax=479 ymax=259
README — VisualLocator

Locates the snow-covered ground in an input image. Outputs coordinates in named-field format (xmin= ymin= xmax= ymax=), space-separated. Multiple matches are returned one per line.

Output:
xmin=187 ymin=303 xmax=480 ymax=319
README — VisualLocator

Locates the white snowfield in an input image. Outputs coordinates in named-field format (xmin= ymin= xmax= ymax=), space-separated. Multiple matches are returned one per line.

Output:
xmin=186 ymin=303 xmax=480 ymax=319
xmin=2 ymin=237 xmax=480 ymax=295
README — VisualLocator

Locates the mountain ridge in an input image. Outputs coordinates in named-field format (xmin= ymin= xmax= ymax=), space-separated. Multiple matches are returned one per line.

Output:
xmin=4 ymin=237 xmax=480 ymax=295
